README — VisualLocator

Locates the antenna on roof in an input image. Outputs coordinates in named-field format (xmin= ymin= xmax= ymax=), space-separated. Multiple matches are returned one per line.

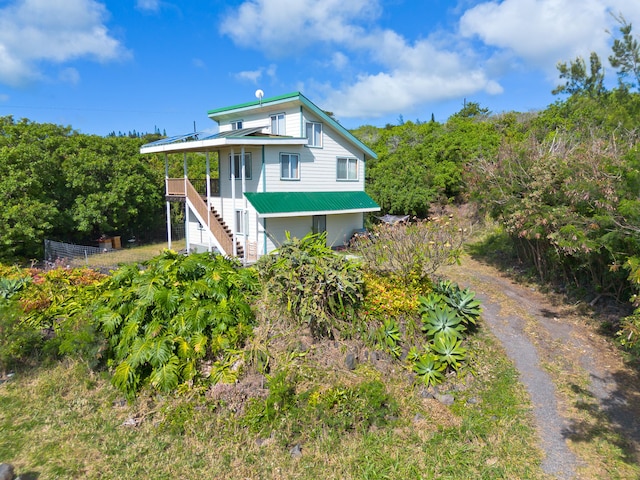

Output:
xmin=255 ymin=89 xmax=264 ymax=106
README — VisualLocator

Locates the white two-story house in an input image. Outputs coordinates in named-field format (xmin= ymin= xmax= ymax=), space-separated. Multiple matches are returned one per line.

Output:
xmin=140 ymin=92 xmax=380 ymax=261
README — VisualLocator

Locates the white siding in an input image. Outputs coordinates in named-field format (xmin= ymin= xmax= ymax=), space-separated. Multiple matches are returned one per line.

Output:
xmin=199 ymin=97 xmax=374 ymax=259
xmin=219 ymin=106 xmax=303 ymax=137
xmin=260 ymin=212 xmax=363 ymax=253
xmin=264 ymin=216 xmax=312 ymax=252
xmin=326 ymin=212 xmax=363 ymax=247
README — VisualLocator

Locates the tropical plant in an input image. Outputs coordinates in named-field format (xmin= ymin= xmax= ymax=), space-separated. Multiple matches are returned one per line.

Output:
xmin=435 ymin=281 xmax=482 ymax=326
xmin=0 ymin=277 xmax=30 ymax=301
xmin=351 ymin=216 xmax=465 ymax=287
xmin=378 ymin=318 xmax=402 ymax=358
xmin=256 ymin=232 xmax=363 ymax=338
xmin=95 ymin=250 xmax=258 ymax=398
xmin=431 ymin=333 xmax=467 ymax=370
xmin=421 ymin=304 xmax=466 ymax=340
xmin=413 ymin=353 xmax=446 ymax=386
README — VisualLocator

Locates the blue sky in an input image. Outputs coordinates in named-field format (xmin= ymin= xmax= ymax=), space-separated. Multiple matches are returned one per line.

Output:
xmin=1 ymin=0 xmax=639 ymax=136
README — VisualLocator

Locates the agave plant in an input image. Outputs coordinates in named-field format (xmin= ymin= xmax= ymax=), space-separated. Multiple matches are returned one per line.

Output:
xmin=421 ymin=304 xmax=466 ymax=340
xmin=417 ymin=292 xmax=443 ymax=316
xmin=445 ymin=287 xmax=482 ymax=326
xmin=413 ymin=353 xmax=445 ymax=386
xmin=378 ymin=318 xmax=402 ymax=358
xmin=431 ymin=333 xmax=467 ymax=370
xmin=0 ymin=277 xmax=29 ymax=301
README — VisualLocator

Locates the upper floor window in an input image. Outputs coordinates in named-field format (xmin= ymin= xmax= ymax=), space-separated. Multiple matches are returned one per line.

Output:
xmin=231 ymin=120 xmax=243 ymax=130
xmin=305 ymin=122 xmax=322 ymax=147
xmin=280 ymin=153 xmax=300 ymax=180
xmin=337 ymin=157 xmax=358 ymax=181
xmin=229 ymin=152 xmax=252 ymax=179
xmin=270 ymin=113 xmax=285 ymax=135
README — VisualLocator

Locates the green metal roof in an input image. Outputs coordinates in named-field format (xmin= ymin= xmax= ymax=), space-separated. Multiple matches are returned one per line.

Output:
xmin=245 ymin=191 xmax=380 ymax=217
xmin=207 ymin=92 xmax=299 ymax=115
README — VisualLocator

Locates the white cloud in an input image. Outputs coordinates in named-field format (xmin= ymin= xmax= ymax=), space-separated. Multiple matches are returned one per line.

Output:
xmin=0 ymin=93 xmax=9 ymax=102
xmin=330 ymin=52 xmax=349 ymax=70
xmin=58 ymin=67 xmax=80 ymax=84
xmin=0 ymin=0 xmax=128 ymax=87
xmin=192 ymin=58 xmax=206 ymax=69
xmin=221 ymin=0 xmax=640 ymax=119
xmin=220 ymin=0 xmax=379 ymax=56
xmin=236 ymin=68 xmax=263 ymax=83
xmin=136 ymin=0 xmax=160 ymax=12
xmin=460 ymin=0 xmax=612 ymax=71
xmin=323 ymin=40 xmax=503 ymax=118
xmin=234 ymin=64 xmax=277 ymax=84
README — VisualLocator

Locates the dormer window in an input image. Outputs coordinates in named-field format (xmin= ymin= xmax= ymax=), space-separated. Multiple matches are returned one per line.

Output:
xmin=306 ymin=122 xmax=322 ymax=147
xmin=231 ymin=120 xmax=243 ymax=130
xmin=270 ymin=113 xmax=285 ymax=135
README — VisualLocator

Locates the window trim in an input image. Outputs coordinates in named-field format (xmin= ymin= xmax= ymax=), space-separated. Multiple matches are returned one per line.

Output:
xmin=280 ymin=152 xmax=300 ymax=180
xmin=235 ymin=209 xmax=246 ymax=235
xmin=305 ymin=121 xmax=323 ymax=148
xmin=312 ymin=215 xmax=326 ymax=235
xmin=231 ymin=120 xmax=243 ymax=130
xmin=336 ymin=157 xmax=358 ymax=181
xmin=229 ymin=152 xmax=252 ymax=180
xmin=270 ymin=113 xmax=285 ymax=135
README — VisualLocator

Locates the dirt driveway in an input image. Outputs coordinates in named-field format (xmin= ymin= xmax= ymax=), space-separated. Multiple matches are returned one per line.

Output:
xmin=442 ymin=256 xmax=640 ymax=479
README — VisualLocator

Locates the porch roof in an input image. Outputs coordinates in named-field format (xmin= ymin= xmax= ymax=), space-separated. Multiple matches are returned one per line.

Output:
xmin=139 ymin=127 xmax=307 ymax=154
xmin=244 ymin=191 xmax=380 ymax=218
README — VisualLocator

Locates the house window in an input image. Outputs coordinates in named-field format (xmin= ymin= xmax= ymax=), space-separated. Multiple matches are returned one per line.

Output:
xmin=270 ymin=113 xmax=285 ymax=134
xmin=312 ymin=215 xmax=326 ymax=235
xmin=235 ymin=210 xmax=245 ymax=235
xmin=280 ymin=153 xmax=300 ymax=180
xmin=229 ymin=153 xmax=252 ymax=179
xmin=231 ymin=120 xmax=243 ymax=130
xmin=305 ymin=122 xmax=322 ymax=147
xmin=337 ymin=157 xmax=358 ymax=181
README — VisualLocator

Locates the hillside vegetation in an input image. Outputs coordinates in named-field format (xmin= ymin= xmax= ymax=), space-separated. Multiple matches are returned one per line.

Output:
xmin=1 ymin=16 xmax=640 ymax=479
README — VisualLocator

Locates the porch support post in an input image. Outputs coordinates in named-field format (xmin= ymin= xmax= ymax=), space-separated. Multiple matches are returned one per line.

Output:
xmin=241 ymin=146 xmax=247 ymax=265
xmin=184 ymin=153 xmax=190 ymax=253
xmin=206 ymin=152 xmax=212 ymax=253
xmin=231 ymin=148 xmax=237 ymax=257
xmin=164 ymin=153 xmax=172 ymax=250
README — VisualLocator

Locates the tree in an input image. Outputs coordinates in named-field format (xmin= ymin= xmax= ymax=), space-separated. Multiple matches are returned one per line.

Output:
xmin=0 ymin=117 xmax=72 ymax=261
xmin=609 ymin=14 xmax=640 ymax=91
xmin=553 ymin=52 xmax=605 ymax=97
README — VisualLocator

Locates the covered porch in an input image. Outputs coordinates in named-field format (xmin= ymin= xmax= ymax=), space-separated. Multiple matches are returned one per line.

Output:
xmin=140 ymin=129 xmax=307 ymax=261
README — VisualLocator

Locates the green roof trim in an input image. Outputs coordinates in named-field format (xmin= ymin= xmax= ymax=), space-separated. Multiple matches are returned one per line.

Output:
xmin=207 ymin=92 xmax=299 ymax=115
xmin=245 ymin=191 xmax=380 ymax=217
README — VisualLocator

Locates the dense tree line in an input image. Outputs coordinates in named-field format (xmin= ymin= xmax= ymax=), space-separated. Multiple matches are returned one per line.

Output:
xmin=353 ymin=17 xmax=640 ymax=352
xmin=0 ymin=117 xmax=166 ymax=261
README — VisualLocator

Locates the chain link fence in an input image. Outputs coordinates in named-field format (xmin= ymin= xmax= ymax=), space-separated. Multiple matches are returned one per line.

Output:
xmin=44 ymin=224 xmax=185 ymax=270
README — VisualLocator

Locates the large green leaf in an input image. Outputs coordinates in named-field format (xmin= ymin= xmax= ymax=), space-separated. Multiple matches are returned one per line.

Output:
xmin=149 ymin=355 xmax=180 ymax=392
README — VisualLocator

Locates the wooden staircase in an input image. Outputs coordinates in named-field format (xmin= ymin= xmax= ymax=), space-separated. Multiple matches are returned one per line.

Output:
xmin=209 ymin=205 xmax=244 ymax=258
xmin=182 ymin=179 xmax=244 ymax=257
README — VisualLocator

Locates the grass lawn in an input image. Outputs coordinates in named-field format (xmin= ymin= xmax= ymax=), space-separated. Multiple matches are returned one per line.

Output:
xmin=69 ymin=239 xmax=187 ymax=269
xmin=0 ymin=329 xmax=545 ymax=479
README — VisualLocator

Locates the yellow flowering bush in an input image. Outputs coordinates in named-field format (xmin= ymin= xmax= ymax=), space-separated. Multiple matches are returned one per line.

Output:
xmin=362 ymin=272 xmax=430 ymax=318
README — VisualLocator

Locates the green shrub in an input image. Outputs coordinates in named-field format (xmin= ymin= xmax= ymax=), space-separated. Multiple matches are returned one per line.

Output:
xmin=0 ymin=302 xmax=43 ymax=373
xmin=95 ymin=250 xmax=258 ymax=399
xmin=350 ymin=216 xmax=465 ymax=287
xmin=256 ymin=232 xmax=363 ymax=338
xmin=410 ymin=281 xmax=480 ymax=386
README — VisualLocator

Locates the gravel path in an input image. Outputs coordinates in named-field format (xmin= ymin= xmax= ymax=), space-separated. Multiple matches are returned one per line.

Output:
xmin=443 ymin=257 xmax=640 ymax=479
